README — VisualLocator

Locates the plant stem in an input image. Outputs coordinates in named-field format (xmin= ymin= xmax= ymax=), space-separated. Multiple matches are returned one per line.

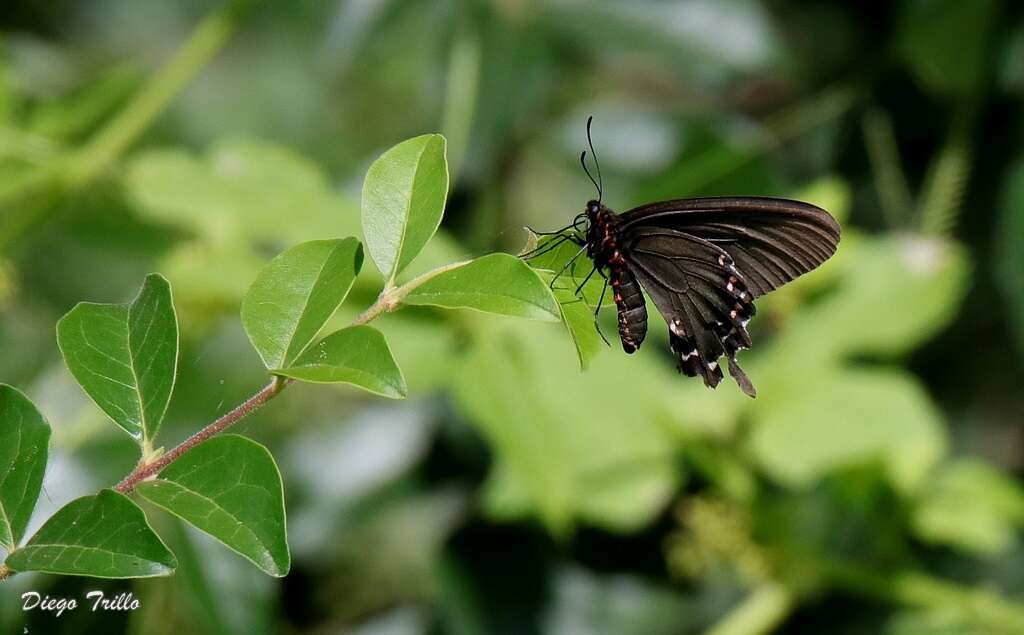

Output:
xmin=1 ymin=259 xmax=468 ymax=582
xmin=352 ymin=260 xmax=471 ymax=326
xmin=66 ymin=0 xmax=250 ymax=187
xmin=114 ymin=376 xmax=286 ymax=493
xmin=706 ymin=581 xmax=795 ymax=635
xmin=112 ymin=264 xmax=449 ymax=492
xmin=0 ymin=0 xmax=250 ymax=250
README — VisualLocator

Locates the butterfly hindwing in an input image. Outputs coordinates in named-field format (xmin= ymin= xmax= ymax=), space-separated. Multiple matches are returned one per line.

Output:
xmin=624 ymin=227 xmax=757 ymax=396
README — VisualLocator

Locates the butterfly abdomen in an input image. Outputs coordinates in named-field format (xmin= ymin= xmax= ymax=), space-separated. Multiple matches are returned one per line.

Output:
xmin=611 ymin=267 xmax=647 ymax=354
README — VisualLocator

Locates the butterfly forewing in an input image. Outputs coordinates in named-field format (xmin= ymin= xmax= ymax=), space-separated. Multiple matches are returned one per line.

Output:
xmin=620 ymin=197 xmax=840 ymax=297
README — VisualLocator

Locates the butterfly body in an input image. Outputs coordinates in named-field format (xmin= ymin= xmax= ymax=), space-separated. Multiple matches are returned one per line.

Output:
xmin=572 ymin=196 xmax=840 ymax=398
xmin=586 ymin=204 xmax=648 ymax=353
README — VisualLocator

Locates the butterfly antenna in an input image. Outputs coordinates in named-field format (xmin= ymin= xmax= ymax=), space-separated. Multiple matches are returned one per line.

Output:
xmin=586 ymin=115 xmax=603 ymax=202
xmin=580 ymin=151 xmax=601 ymax=201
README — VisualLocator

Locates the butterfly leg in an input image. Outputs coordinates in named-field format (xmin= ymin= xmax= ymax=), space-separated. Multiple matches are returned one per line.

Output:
xmin=592 ymin=276 xmax=611 ymax=347
xmin=548 ymin=244 xmax=587 ymax=290
xmin=574 ymin=265 xmax=598 ymax=297
xmin=525 ymin=226 xmax=570 ymax=236
xmin=520 ymin=233 xmax=572 ymax=260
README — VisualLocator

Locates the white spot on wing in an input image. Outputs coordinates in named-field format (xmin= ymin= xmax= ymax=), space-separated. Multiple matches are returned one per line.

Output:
xmin=670 ymin=319 xmax=685 ymax=337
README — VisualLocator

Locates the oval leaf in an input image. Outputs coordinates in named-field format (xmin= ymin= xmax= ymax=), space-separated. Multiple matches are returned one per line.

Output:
xmin=0 ymin=385 xmax=51 ymax=550
xmin=242 ymin=238 xmax=363 ymax=370
xmin=748 ymin=368 xmax=947 ymax=493
xmin=402 ymin=253 xmax=560 ymax=321
xmin=274 ymin=326 xmax=406 ymax=398
xmin=551 ymin=281 xmax=604 ymax=371
xmin=912 ymin=459 xmax=1024 ymax=555
xmin=5 ymin=489 xmax=176 ymax=578
xmin=451 ymin=324 xmax=681 ymax=533
xmin=772 ymin=236 xmax=969 ymax=365
xmin=56 ymin=274 xmax=179 ymax=444
xmin=361 ymin=134 xmax=449 ymax=283
xmin=524 ymin=233 xmax=606 ymax=303
xmin=533 ymin=269 xmax=603 ymax=371
xmin=135 ymin=435 xmax=290 ymax=577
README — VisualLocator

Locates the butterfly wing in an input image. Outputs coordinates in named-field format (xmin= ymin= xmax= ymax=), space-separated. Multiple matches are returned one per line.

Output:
xmin=620 ymin=197 xmax=840 ymax=297
xmin=623 ymin=227 xmax=758 ymax=397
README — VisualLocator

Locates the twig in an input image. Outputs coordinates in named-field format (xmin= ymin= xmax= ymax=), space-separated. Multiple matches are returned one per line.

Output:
xmin=1 ymin=248 xmax=459 ymax=582
xmin=112 ymin=261 xmax=466 ymax=493
xmin=114 ymin=377 xmax=287 ymax=493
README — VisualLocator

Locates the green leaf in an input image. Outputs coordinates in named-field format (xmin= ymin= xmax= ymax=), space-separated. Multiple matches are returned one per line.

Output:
xmin=126 ymin=138 xmax=362 ymax=245
xmin=540 ymin=271 xmax=603 ymax=371
xmin=912 ymin=459 xmax=1024 ymax=555
xmin=57 ymin=273 xmax=179 ymax=444
xmin=747 ymin=368 xmax=947 ymax=492
xmin=273 ymin=326 xmax=407 ymax=399
xmin=135 ymin=435 xmax=290 ymax=577
xmin=241 ymin=238 xmax=363 ymax=370
xmin=0 ymin=385 xmax=50 ymax=550
xmin=402 ymin=254 xmax=560 ymax=322
xmin=29 ymin=65 xmax=140 ymax=141
xmin=361 ymin=134 xmax=449 ymax=283
xmin=5 ymin=489 xmax=176 ymax=578
xmin=453 ymin=323 xmax=684 ymax=533
xmin=525 ymin=234 xmax=609 ymax=369
xmin=524 ymin=234 xmax=606 ymax=304
xmin=771 ymin=236 xmax=969 ymax=365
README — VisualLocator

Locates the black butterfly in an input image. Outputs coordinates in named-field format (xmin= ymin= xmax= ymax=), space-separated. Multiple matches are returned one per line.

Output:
xmin=524 ymin=118 xmax=841 ymax=397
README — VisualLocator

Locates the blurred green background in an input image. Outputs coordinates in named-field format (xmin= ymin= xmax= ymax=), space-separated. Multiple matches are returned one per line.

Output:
xmin=2 ymin=0 xmax=1024 ymax=633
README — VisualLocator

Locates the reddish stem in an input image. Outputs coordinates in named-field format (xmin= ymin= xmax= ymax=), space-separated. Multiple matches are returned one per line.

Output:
xmin=114 ymin=377 xmax=287 ymax=493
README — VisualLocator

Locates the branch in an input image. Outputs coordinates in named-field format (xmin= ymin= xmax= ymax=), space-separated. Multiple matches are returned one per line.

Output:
xmin=113 ymin=264 xmax=452 ymax=492
xmin=114 ymin=377 xmax=287 ymax=493
xmin=1 ymin=260 xmax=467 ymax=582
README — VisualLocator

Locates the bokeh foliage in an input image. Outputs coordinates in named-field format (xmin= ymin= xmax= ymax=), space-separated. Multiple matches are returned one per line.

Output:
xmin=2 ymin=0 xmax=1024 ymax=633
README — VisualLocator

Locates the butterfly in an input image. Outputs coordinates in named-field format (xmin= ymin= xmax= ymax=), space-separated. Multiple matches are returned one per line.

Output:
xmin=523 ymin=118 xmax=841 ymax=397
